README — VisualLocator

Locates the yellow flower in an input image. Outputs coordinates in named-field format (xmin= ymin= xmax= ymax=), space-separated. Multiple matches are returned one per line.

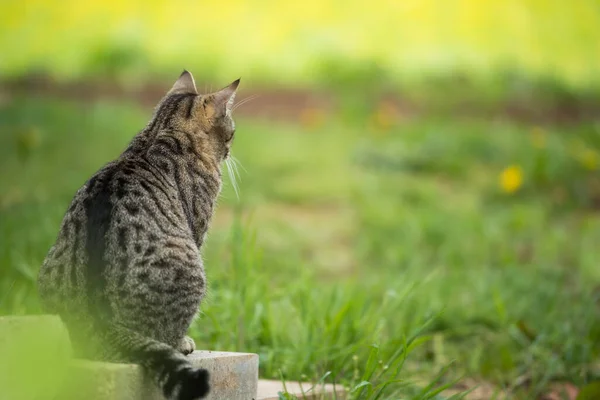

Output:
xmin=500 ymin=165 xmax=523 ymax=194
xmin=530 ymin=126 xmax=546 ymax=149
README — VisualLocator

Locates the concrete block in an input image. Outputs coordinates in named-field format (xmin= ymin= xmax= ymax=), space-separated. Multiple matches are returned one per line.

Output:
xmin=0 ymin=316 xmax=259 ymax=400
xmin=70 ymin=351 xmax=259 ymax=400
xmin=257 ymin=380 xmax=346 ymax=400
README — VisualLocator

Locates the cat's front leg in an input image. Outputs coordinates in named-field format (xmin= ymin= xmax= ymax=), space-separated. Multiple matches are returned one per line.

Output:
xmin=177 ymin=335 xmax=196 ymax=355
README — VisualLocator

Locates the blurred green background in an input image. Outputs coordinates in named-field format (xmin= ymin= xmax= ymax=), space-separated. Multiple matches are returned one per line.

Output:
xmin=1 ymin=1 xmax=600 ymax=399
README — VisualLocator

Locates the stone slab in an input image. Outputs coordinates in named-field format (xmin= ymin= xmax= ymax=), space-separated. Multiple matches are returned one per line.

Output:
xmin=257 ymin=379 xmax=346 ymax=400
xmin=68 ymin=351 xmax=259 ymax=400
xmin=0 ymin=316 xmax=258 ymax=400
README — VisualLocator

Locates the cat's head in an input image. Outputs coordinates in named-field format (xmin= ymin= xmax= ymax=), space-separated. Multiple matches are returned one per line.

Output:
xmin=153 ymin=70 xmax=239 ymax=161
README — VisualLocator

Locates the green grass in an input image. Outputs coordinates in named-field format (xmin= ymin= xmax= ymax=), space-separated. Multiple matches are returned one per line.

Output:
xmin=1 ymin=94 xmax=599 ymax=399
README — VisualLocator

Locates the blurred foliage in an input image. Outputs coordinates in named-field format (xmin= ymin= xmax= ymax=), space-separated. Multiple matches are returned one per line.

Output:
xmin=1 ymin=0 xmax=599 ymax=89
xmin=0 ymin=316 xmax=72 ymax=400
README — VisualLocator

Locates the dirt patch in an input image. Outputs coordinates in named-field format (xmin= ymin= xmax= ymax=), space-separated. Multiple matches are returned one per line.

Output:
xmin=2 ymin=74 xmax=599 ymax=125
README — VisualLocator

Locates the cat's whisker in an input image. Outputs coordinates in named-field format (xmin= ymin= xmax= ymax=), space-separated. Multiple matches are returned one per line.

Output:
xmin=232 ymin=94 xmax=261 ymax=112
xmin=232 ymin=95 xmax=260 ymax=111
xmin=232 ymin=160 xmax=241 ymax=181
xmin=229 ymin=157 xmax=241 ymax=182
xmin=231 ymin=155 xmax=246 ymax=178
xmin=225 ymin=157 xmax=240 ymax=199
xmin=227 ymin=157 xmax=236 ymax=177
xmin=234 ymin=160 xmax=242 ymax=179
xmin=235 ymin=94 xmax=260 ymax=105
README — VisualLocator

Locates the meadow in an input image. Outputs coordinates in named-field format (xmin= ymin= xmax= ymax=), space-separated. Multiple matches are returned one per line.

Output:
xmin=2 ymin=0 xmax=600 ymax=398
xmin=1 ymin=86 xmax=599 ymax=398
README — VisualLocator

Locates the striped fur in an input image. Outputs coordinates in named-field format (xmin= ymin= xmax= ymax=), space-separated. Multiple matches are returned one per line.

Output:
xmin=38 ymin=71 xmax=240 ymax=400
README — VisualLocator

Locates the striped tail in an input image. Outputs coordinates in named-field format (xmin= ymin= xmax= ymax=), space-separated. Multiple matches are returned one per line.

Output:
xmin=105 ymin=324 xmax=210 ymax=400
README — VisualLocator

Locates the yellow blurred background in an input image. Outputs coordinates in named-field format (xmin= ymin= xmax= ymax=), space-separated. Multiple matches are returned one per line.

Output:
xmin=2 ymin=0 xmax=599 ymax=87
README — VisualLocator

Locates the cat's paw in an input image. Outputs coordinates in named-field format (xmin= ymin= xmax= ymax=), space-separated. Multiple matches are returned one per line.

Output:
xmin=177 ymin=336 xmax=196 ymax=356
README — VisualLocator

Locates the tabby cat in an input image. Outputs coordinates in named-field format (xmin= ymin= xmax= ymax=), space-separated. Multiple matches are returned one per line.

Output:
xmin=37 ymin=71 xmax=240 ymax=400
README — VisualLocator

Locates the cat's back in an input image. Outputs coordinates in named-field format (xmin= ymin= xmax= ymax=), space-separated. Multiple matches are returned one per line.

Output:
xmin=37 ymin=156 xmax=190 ymax=312
xmin=37 ymin=160 xmax=118 ymax=312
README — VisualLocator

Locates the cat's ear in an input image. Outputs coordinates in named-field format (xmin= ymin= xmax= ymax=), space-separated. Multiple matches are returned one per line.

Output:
xmin=168 ymin=70 xmax=198 ymax=95
xmin=213 ymin=79 xmax=240 ymax=113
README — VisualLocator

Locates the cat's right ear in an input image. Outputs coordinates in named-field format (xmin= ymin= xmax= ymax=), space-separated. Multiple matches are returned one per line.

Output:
xmin=213 ymin=79 xmax=240 ymax=114
xmin=167 ymin=70 xmax=198 ymax=96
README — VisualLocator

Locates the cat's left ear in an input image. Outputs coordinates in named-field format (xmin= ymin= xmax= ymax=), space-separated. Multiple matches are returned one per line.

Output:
xmin=168 ymin=70 xmax=198 ymax=95
xmin=214 ymin=79 xmax=240 ymax=114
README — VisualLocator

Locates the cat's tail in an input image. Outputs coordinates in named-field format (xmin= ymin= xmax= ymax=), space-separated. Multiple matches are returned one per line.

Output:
xmin=105 ymin=323 xmax=210 ymax=400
